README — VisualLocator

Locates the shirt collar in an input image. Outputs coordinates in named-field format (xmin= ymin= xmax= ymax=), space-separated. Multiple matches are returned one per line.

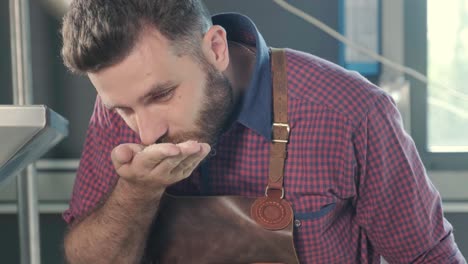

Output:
xmin=212 ymin=13 xmax=272 ymax=141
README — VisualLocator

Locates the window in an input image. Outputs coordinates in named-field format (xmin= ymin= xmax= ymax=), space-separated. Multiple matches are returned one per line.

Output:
xmin=427 ymin=0 xmax=468 ymax=152
xmin=405 ymin=0 xmax=468 ymax=170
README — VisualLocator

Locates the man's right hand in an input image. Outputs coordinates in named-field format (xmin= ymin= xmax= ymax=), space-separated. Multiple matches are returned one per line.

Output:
xmin=110 ymin=140 xmax=211 ymax=197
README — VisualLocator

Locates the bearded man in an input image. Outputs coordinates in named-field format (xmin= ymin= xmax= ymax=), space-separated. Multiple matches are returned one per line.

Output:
xmin=61 ymin=0 xmax=466 ymax=263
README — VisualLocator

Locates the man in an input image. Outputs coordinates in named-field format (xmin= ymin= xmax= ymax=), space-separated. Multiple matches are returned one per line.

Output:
xmin=61 ymin=0 xmax=466 ymax=263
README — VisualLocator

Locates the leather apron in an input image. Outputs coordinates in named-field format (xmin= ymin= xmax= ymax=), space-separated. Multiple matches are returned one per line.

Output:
xmin=143 ymin=49 xmax=300 ymax=264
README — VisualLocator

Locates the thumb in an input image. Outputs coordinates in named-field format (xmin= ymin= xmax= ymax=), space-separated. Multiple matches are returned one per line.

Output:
xmin=111 ymin=143 xmax=144 ymax=172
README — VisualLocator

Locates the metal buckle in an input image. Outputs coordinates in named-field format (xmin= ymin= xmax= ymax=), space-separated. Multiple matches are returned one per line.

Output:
xmin=272 ymin=123 xmax=290 ymax=143
xmin=265 ymin=186 xmax=285 ymax=199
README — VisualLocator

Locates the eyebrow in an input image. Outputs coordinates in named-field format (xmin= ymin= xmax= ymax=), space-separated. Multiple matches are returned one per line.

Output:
xmin=104 ymin=80 xmax=177 ymax=110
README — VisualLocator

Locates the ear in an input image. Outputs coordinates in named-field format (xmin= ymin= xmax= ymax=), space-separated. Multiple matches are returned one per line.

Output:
xmin=201 ymin=25 xmax=229 ymax=72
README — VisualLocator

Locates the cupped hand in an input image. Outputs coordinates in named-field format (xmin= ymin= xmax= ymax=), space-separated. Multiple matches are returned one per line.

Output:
xmin=111 ymin=140 xmax=210 ymax=194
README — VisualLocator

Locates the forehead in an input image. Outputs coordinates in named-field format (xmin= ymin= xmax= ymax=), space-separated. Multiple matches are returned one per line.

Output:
xmin=88 ymin=28 xmax=204 ymax=105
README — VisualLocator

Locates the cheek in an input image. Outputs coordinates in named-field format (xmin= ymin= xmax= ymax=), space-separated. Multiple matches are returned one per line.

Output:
xmin=173 ymin=85 xmax=206 ymax=118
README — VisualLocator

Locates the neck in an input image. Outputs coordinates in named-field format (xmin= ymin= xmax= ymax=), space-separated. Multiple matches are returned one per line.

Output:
xmin=224 ymin=41 xmax=257 ymax=106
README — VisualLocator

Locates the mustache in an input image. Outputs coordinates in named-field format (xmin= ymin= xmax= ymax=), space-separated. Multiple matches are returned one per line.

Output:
xmin=156 ymin=131 xmax=212 ymax=145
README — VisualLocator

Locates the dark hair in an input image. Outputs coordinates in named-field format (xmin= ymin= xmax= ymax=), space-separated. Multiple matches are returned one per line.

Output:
xmin=61 ymin=0 xmax=212 ymax=74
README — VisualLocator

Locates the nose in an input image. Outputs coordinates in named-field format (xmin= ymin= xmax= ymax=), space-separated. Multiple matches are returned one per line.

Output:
xmin=135 ymin=110 xmax=167 ymax=146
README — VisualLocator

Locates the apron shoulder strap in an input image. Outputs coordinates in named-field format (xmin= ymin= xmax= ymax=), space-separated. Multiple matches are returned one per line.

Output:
xmin=251 ymin=48 xmax=294 ymax=230
xmin=267 ymin=48 xmax=289 ymax=198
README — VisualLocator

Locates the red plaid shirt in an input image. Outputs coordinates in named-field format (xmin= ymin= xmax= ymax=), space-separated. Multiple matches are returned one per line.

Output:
xmin=64 ymin=13 xmax=466 ymax=263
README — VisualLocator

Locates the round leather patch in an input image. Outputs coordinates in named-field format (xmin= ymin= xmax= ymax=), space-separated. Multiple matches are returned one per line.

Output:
xmin=250 ymin=197 xmax=293 ymax=230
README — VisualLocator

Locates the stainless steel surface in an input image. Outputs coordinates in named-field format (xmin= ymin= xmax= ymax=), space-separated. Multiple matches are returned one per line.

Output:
xmin=443 ymin=202 xmax=468 ymax=213
xmin=8 ymin=0 xmax=68 ymax=262
xmin=9 ymin=0 xmax=38 ymax=261
xmin=0 ymin=106 xmax=68 ymax=183
xmin=0 ymin=203 xmax=69 ymax=214
xmin=35 ymin=159 xmax=79 ymax=171
xmin=0 ymin=106 xmax=68 ymax=263
xmin=10 ymin=0 xmax=32 ymax=106
xmin=0 ymin=106 xmax=47 ymax=170
xmin=17 ymin=166 xmax=40 ymax=262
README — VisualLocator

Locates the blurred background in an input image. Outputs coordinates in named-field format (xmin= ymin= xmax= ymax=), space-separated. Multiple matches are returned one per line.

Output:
xmin=0 ymin=0 xmax=467 ymax=262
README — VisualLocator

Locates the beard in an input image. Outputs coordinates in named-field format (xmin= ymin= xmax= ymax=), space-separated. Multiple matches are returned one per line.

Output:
xmin=157 ymin=61 xmax=235 ymax=146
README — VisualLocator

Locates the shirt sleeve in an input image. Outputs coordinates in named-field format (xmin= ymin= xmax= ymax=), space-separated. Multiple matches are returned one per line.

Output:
xmin=353 ymin=94 xmax=466 ymax=263
xmin=62 ymin=96 xmax=123 ymax=225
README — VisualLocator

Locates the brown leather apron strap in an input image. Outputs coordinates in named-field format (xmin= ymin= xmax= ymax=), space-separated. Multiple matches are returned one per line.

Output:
xmin=268 ymin=48 xmax=289 ymax=196
xmin=250 ymin=48 xmax=293 ymax=231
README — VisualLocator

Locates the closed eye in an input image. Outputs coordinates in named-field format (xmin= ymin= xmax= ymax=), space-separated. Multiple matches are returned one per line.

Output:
xmin=148 ymin=86 xmax=176 ymax=103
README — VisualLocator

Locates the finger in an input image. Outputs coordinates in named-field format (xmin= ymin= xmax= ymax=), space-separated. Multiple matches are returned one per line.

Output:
xmin=142 ymin=143 xmax=181 ymax=157
xmin=134 ymin=143 xmax=181 ymax=169
xmin=154 ymin=141 xmax=203 ymax=172
xmin=148 ymin=141 xmax=201 ymax=174
xmin=111 ymin=143 xmax=144 ymax=171
xmin=146 ymin=141 xmax=202 ymax=182
xmin=170 ymin=143 xmax=210 ymax=176
xmin=162 ymin=143 xmax=211 ymax=184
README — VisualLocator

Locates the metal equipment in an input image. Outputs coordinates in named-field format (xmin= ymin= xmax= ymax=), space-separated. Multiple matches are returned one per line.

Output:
xmin=0 ymin=106 xmax=68 ymax=184
xmin=2 ymin=0 xmax=69 ymax=263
